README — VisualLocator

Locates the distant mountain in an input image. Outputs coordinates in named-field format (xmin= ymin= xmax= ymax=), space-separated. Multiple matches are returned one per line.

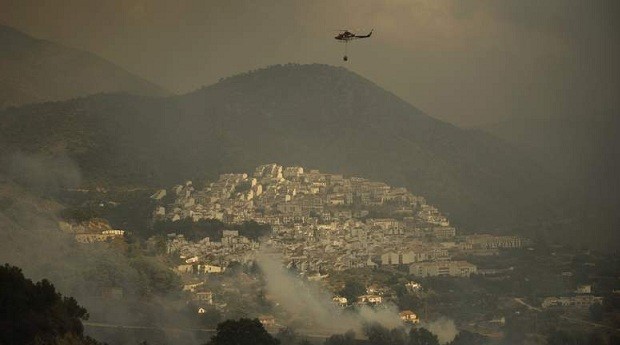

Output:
xmin=0 ymin=64 xmax=565 ymax=234
xmin=0 ymin=24 xmax=168 ymax=108
xmin=480 ymin=116 xmax=620 ymax=249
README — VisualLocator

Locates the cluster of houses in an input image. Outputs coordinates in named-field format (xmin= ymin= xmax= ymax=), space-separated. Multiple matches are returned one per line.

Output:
xmin=409 ymin=260 xmax=478 ymax=278
xmin=152 ymin=164 xmax=529 ymax=278
xmin=151 ymin=164 xmax=531 ymax=320
xmin=541 ymin=284 xmax=603 ymax=309
xmin=154 ymin=163 xmax=430 ymax=224
xmin=331 ymin=283 xmax=421 ymax=324
xmin=59 ymin=218 xmax=125 ymax=243
xmin=541 ymin=295 xmax=603 ymax=309
xmin=162 ymin=230 xmax=259 ymax=274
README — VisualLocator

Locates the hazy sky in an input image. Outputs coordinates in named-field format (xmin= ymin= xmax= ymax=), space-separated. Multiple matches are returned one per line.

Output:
xmin=1 ymin=0 xmax=618 ymax=126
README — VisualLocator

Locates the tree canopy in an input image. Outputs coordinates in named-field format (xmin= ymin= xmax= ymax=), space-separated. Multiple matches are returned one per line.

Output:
xmin=0 ymin=263 xmax=100 ymax=345
xmin=324 ymin=330 xmax=357 ymax=345
xmin=205 ymin=318 xmax=280 ymax=345
xmin=449 ymin=330 xmax=488 ymax=345
xmin=339 ymin=280 xmax=366 ymax=305
xmin=409 ymin=328 xmax=439 ymax=345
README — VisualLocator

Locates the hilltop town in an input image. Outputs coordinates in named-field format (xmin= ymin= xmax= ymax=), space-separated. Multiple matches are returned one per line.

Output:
xmin=44 ymin=162 xmax=616 ymax=340
xmin=154 ymin=164 xmax=523 ymax=277
xmin=140 ymin=164 xmax=539 ymax=326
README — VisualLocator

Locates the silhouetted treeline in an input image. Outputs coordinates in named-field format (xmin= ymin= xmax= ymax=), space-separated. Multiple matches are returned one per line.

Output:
xmin=205 ymin=318 xmax=279 ymax=345
xmin=0 ymin=263 xmax=104 ymax=345
xmin=204 ymin=318 xmax=483 ymax=345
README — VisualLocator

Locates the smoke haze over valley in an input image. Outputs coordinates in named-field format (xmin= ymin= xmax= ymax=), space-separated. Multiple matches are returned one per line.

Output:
xmin=0 ymin=2 xmax=618 ymax=345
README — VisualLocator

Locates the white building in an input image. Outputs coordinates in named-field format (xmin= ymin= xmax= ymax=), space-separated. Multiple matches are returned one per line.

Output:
xmin=409 ymin=260 xmax=477 ymax=277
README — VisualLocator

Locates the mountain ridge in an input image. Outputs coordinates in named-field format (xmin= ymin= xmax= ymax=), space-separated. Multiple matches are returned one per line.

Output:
xmin=0 ymin=63 xmax=565 ymax=234
xmin=0 ymin=24 xmax=169 ymax=108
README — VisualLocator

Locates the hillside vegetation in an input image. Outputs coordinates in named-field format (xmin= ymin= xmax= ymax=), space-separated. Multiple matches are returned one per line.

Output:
xmin=0 ymin=64 xmax=564 ymax=233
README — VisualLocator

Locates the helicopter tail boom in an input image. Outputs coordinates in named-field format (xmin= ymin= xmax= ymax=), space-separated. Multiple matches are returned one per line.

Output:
xmin=355 ymin=29 xmax=373 ymax=38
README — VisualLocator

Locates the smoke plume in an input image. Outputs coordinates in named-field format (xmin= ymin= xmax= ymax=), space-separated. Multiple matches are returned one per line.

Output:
xmin=422 ymin=317 xmax=458 ymax=344
xmin=0 ymin=152 xmax=199 ymax=345
xmin=256 ymin=250 xmax=402 ymax=335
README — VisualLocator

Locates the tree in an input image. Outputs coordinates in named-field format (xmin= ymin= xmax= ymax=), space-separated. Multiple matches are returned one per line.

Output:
xmin=449 ymin=331 xmax=488 ymax=345
xmin=586 ymin=332 xmax=605 ymax=345
xmin=339 ymin=280 xmax=366 ymax=305
xmin=589 ymin=302 xmax=604 ymax=322
xmin=198 ymin=307 xmax=223 ymax=328
xmin=0 ymin=264 xmax=99 ymax=345
xmin=397 ymin=294 xmax=422 ymax=312
xmin=129 ymin=256 xmax=182 ymax=295
xmin=224 ymin=261 xmax=243 ymax=276
xmin=501 ymin=315 xmax=527 ymax=344
xmin=233 ymin=221 xmax=272 ymax=241
xmin=409 ymin=328 xmax=439 ymax=345
xmin=323 ymin=330 xmax=356 ymax=345
xmin=205 ymin=318 xmax=280 ymax=345
xmin=363 ymin=322 xmax=406 ymax=345
xmin=547 ymin=330 xmax=586 ymax=345
xmin=276 ymin=327 xmax=298 ymax=345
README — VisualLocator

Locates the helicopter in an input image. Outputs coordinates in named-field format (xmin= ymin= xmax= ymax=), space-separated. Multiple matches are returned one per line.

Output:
xmin=334 ymin=29 xmax=373 ymax=61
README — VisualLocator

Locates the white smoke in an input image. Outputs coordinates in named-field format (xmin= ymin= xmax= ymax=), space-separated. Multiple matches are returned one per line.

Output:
xmin=256 ymin=250 xmax=402 ymax=335
xmin=2 ymin=151 xmax=82 ymax=196
xmin=422 ymin=317 xmax=458 ymax=344
xmin=0 ymin=152 xmax=200 ymax=345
